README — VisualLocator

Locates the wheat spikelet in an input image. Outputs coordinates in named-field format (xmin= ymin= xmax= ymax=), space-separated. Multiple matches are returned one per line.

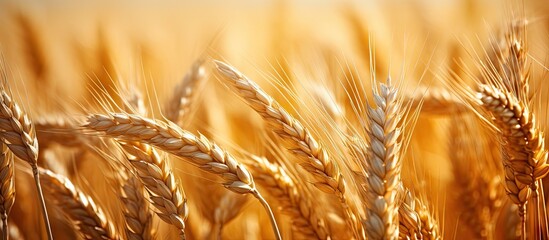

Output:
xmin=213 ymin=60 xmax=347 ymax=199
xmin=119 ymin=170 xmax=155 ymax=240
xmin=0 ymin=143 xmax=15 ymax=240
xmin=83 ymin=112 xmax=281 ymax=239
xmin=119 ymin=141 xmax=187 ymax=239
xmin=39 ymin=168 xmax=120 ymax=239
xmin=0 ymin=64 xmax=52 ymax=239
xmin=164 ymin=60 xmax=205 ymax=125
xmin=398 ymin=189 xmax=440 ymax=240
xmin=248 ymin=155 xmax=329 ymax=239
xmin=361 ymin=79 xmax=404 ymax=240
xmin=0 ymin=90 xmax=39 ymax=166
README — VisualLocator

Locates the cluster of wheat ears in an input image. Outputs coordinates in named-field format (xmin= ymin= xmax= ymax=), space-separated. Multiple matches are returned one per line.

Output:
xmin=2 ymin=1 xmax=549 ymax=240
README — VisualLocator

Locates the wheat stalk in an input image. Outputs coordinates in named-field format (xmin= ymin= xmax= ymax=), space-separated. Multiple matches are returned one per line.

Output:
xmin=119 ymin=141 xmax=187 ymax=239
xmin=0 ymin=143 xmax=14 ymax=240
xmin=248 ymin=155 xmax=329 ymax=239
xmin=164 ymin=59 xmax=205 ymax=125
xmin=83 ymin=112 xmax=282 ymax=240
xmin=119 ymin=169 xmax=155 ymax=240
xmin=0 ymin=67 xmax=52 ymax=239
xmin=39 ymin=168 xmax=120 ymax=239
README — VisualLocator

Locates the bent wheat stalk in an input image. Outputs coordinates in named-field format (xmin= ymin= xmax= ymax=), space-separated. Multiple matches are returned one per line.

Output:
xmin=84 ymin=112 xmax=281 ymax=240
xmin=0 ymin=82 xmax=52 ymax=239
xmin=40 ymin=168 xmax=120 ymax=239
xmin=119 ymin=141 xmax=187 ymax=239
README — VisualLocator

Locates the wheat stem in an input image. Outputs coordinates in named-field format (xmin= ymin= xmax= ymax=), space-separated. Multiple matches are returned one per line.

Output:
xmin=32 ymin=166 xmax=52 ymax=240
xmin=252 ymin=190 xmax=281 ymax=240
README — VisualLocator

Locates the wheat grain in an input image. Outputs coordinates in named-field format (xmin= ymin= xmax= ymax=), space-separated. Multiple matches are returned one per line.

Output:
xmin=39 ymin=168 xmax=120 ymax=239
xmin=119 ymin=141 xmax=187 ymax=239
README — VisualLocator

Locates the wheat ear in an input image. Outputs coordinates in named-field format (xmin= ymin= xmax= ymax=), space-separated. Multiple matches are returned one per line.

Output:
xmin=406 ymin=86 xmax=465 ymax=115
xmin=213 ymin=60 xmax=347 ymax=199
xmin=249 ymin=155 xmax=329 ymax=239
xmin=164 ymin=60 xmax=205 ymax=125
xmin=455 ymin=18 xmax=549 ymax=238
xmin=120 ymin=169 xmax=155 ymax=240
xmin=361 ymin=79 xmax=404 ymax=240
xmin=0 ymin=143 xmax=14 ymax=240
xmin=35 ymin=116 xmax=83 ymax=148
xmin=476 ymin=85 xmax=548 ymax=235
xmin=39 ymin=168 xmax=120 ymax=239
xmin=398 ymin=188 xmax=440 ymax=240
xmin=84 ymin=112 xmax=281 ymax=240
xmin=119 ymin=141 xmax=187 ymax=239
xmin=0 ymin=85 xmax=51 ymax=239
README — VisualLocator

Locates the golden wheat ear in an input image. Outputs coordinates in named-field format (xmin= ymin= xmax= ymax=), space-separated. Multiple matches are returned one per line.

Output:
xmin=163 ymin=59 xmax=206 ymax=126
xmin=118 ymin=141 xmax=188 ymax=239
xmin=360 ymin=78 xmax=406 ymax=240
xmin=449 ymin=18 xmax=549 ymax=238
xmin=39 ymin=168 xmax=120 ymax=239
xmin=83 ymin=112 xmax=282 ymax=240
xmin=213 ymin=60 xmax=367 ymax=237
xmin=0 ymin=61 xmax=52 ymax=239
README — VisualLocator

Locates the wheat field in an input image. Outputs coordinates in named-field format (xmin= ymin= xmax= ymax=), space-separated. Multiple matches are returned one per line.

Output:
xmin=0 ymin=0 xmax=549 ymax=239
